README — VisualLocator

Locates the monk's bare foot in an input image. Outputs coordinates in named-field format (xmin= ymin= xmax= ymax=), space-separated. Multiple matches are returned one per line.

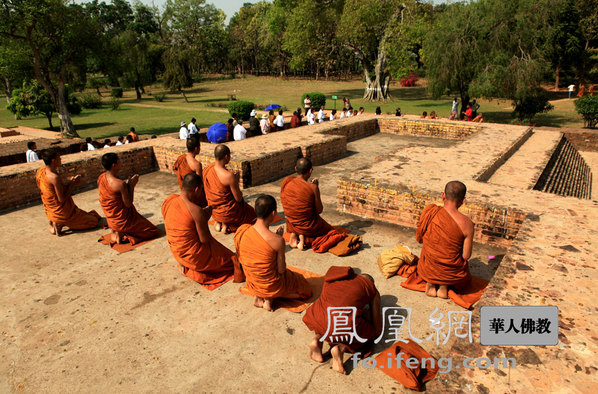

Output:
xmin=437 ymin=285 xmax=449 ymax=299
xmin=425 ymin=282 xmax=437 ymax=297
xmin=330 ymin=345 xmax=346 ymax=375
xmin=111 ymin=231 xmax=121 ymax=245
xmin=263 ymin=298 xmax=274 ymax=312
xmin=297 ymin=234 xmax=305 ymax=251
xmin=289 ymin=233 xmax=299 ymax=248
xmin=253 ymin=296 xmax=264 ymax=308
xmin=309 ymin=336 xmax=324 ymax=363
xmin=48 ymin=222 xmax=56 ymax=235
xmin=221 ymin=223 xmax=229 ymax=234
xmin=214 ymin=221 xmax=222 ymax=232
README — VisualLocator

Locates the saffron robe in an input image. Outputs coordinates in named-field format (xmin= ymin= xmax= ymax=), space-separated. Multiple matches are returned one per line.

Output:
xmin=172 ymin=154 xmax=207 ymax=206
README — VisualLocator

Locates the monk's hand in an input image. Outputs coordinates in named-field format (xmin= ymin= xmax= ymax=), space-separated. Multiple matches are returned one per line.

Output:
xmin=203 ymin=205 xmax=213 ymax=216
xmin=311 ymin=178 xmax=319 ymax=186
xmin=275 ymin=226 xmax=284 ymax=236
xmin=233 ymin=171 xmax=241 ymax=182
xmin=128 ymin=174 xmax=139 ymax=186
xmin=70 ymin=175 xmax=81 ymax=185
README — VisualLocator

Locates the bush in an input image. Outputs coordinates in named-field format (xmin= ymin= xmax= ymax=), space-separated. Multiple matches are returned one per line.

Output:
xmin=575 ymin=95 xmax=598 ymax=129
xmin=111 ymin=87 xmax=123 ymax=98
xmin=154 ymin=93 xmax=166 ymax=102
xmin=301 ymin=92 xmax=326 ymax=110
xmin=110 ymin=97 xmax=120 ymax=111
xmin=512 ymin=88 xmax=553 ymax=121
xmin=399 ymin=73 xmax=419 ymax=87
xmin=227 ymin=100 xmax=255 ymax=121
xmin=79 ymin=93 xmax=103 ymax=109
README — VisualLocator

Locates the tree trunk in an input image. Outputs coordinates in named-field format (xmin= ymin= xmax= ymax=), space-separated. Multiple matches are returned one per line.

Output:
xmin=45 ymin=112 xmax=54 ymax=129
xmin=56 ymin=82 xmax=78 ymax=138
xmin=555 ymin=63 xmax=560 ymax=92
xmin=4 ymin=77 xmax=12 ymax=104
xmin=180 ymin=88 xmax=188 ymax=103
xmin=140 ymin=85 xmax=146 ymax=94
xmin=459 ymin=93 xmax=470 ymax=120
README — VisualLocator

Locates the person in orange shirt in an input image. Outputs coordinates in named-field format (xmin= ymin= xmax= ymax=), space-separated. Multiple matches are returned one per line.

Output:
xmin=127 ymin=127 xmax=140 ymax=142
xmin=172 ymin=136 xmax=208 ymax=206
xmin=417 ymin=181 xmax=474 ymax=299
xmin=35 ymin=149 xmax=100 ymax=236
xmin=234 ymin=195 xmax=312 ymax=311
xmin=98 ymin=153 xmax=161 ymax=245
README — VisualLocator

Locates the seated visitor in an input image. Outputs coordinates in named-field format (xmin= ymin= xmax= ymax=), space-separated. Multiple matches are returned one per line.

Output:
xmin=375 ymin=106 xmax=381 ymax=115
xmin=234 ymin=195 xmax=312 ymax=311
xmin=464 ymin=105 xmax=473 ymax=121
xmin=233 ymin=120 xmax=247 ymax=141
xmin=421 ymin=111 xmax=427 ymax=119
xmin=103 ymin=139 xmax=111 ymax=148
xmin=429 ymin=111 xmax=437 ymax=119
xmin=260 ymin=114 xmax=270 ymax=134
xmin=329 ymin=109 xmax=337 ymax=121
xmin=86 ymin=137 xmax=96 ymax=151
xmin=395 ymin=108 xmax=402 ymax=116
xmin=290 ymin=111 xmax=300 ymax=128
xmin=115 ymin=136 xmax=124 ymax=146
xmin=26 ymin=141 xmax=39 ymax=163
xmin=128 ymin=127 xmax=139 ymax=142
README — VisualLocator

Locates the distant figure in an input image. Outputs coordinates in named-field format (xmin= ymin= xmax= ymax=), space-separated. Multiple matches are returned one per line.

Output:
xmin=451 ymin=98 xmax=459 ymax=117
xmin=421 ymin=111 xmax=427 ymax=119
xmin=464 ymin=105 xmax=473 ymax=121
xmin=343 ymin=97 xmax=351 ymax=110
xmin=317 ymin=106 xmax=325 ymax=123
xmin=395 ymin=108 xmax=402 ymax=116
xmin=375 ymin=106 xmax=381 ymax=115
xmin=249 ymin=110 xmax=260 ymax=137
xmin=188 ymin=117 xmax=199 ymax=135
xmin=26 ymin=141 xmax=39 ymax=163
xmin=448 ymin=112 xmax=456 ymax=120
xmin=226 ymin=118 xmax=235 ymax=141
xmin=329 ymin=109 xmax=337 ymax=121
xmin=577 ymin=85 xmax=585 ymax=98
xmin=307 ymin=108 xmax=315 ymax=125
xmin=115 ymin=136 xmax=124 ymax=146
xmin=429 ymin=111 xmax=437 ymax=119
xmin=346 ymin=107 xmax=353 ymax=117
xmin=589 ymin=84 xmax=595 ymax=96
xmin=472 ymin=113 xmax=484 ymax=123
xmin=128 ymin=127 xmax=139 ymax=142
xmin=339 ymin=109 xmax=346 ymax=119
xmin=268 ymin=110 xmax=277 ymax=132
xmin=86 ymin=137 xmax=95 ymax=151
xmin=179 ymin=121 xmax=189 ymax=140
xmin=304 ymin=95 xmax=311 ymax=114
xmin=233 ymin=120 xmax=247 ymax=141
xmin=296 ymin=108 xmax=303 ymax=123
xmin=260 ymin=114 xmax=270 ymax=134
xmin=274 ymin=110 xmax=285 ymax=129
xmin=471 ymin=100 xmax=480 ymax=118
xmin=103 ymin=139 xmax=111 ymax=148
xmin=568 ymin=84 xmax=576 ymax=99
xmin=353 ymin=109 xmax=358 ymax=116
xmin=358 ymin=107 xmax=364 ymax=115
xmin=125 ymin=135 xmax=133 ymax=144
xmin=290 ymin=111 xmax=300 ymax=128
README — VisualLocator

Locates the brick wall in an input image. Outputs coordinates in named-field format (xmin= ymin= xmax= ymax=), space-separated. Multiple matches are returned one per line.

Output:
xmin=318 ymin=118 xmax=379 ymax=141
xmin=0 ymin=143 xmax=157 ymax=213
xmin=0 ymin=138 xmax=86 ymax=167
xmin=378 ymin=118 xmax=482 ymax=139
xmin=337 ymin=179 xmax=526 ymax=248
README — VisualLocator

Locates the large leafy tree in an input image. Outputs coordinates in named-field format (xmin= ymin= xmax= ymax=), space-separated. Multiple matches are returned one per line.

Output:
xmin=548 ymin=0 xmax=584 ymax=90
xmin=0 ymin=0 xmax=96 ymax=138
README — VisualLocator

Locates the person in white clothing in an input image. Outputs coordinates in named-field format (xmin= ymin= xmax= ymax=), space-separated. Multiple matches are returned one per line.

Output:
xmin=358 ymin=107 xmax=364 ymax=115
xmin=103 ymin=139 xmax=112 ymax=148
xmin=317 ymin=106 xmax=325 ymax=123
xmin=568 ymin=84 xmax=576 ymax=99
xmin=274 ymin=110 xmax=285 ymax=129
xmin=179 ymin=121 xmax=189 ymax=139
xmin=329 ymin=109 xmax=337 ymax=121
xmin=307 ymin=108 xmax=315 ymax=125
xmin=233 ymin=120 xmax=247 ymax=140
xmin=115 ymin=136 xmax=124 ymax=146
xmin=26 ymin=141 xmax=39 ymax=163
xmin=260 ymin=114 xmax=270 ymax=134
xmin=86 ymin=137 xmax=96 ymax=151
xmin=346 ymin=107 xmax=353 ymax=117
xmin=339 ymin=110 xmax=346 ymax=119
xmin=188 ymin=117 xmax=198 ymax=134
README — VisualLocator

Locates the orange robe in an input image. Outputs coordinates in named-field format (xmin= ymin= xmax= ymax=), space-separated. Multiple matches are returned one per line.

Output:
xmin=97 ymin=172 xmax=161 ymax=244
xmin=280 ymin=176 xmax=347 ymax=252
xmin=416 ymin=204 xmax=471 ymax=287
xmin=577 ymin=85 xmax=585 ymax=97
xmin=234 ymin=224 xmax=312 ymax=299
xmin=172 ymin=154 xmax=207 ymax=206
xmin=202 ymin=163 xmax=256 ymax=232
xmin=35 ymin=166 xmax=100 ymax=229
xmin=161 ymin=194 xmax=234 ymax=286
xmin=303 ymin=266 xmax=377 ymax=352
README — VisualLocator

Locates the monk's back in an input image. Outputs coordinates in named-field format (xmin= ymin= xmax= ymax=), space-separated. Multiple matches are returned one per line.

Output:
xmin=98 ymin=172 xmax=137 ymax=229
xmin=203 ymin=163 xmax=234 ymax=207
xmin=36 ymin=166 xmax=75 ymax=220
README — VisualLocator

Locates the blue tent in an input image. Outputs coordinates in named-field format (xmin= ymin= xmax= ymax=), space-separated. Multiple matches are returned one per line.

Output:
xmin=265 ymin=104 xmax=281 ymax=111
xmin=207 ymin=122 xmax=228 ymax=143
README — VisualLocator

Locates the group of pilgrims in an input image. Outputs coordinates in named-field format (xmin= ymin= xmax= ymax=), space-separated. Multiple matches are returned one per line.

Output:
xmin=35 ymin=133 xmax=475 ymax=378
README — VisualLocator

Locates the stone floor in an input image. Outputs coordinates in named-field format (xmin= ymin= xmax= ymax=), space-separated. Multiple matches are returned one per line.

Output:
xmin=1 ymin=131 xmax=596 ymax=393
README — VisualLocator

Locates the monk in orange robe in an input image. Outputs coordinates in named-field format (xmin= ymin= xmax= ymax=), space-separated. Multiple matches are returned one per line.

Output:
xmin=172 ymin=136 xmax=207 ymax=206
xmin=303 ymin=266 xmax=381 ymax=374
xmin=162 ymin=173 xmax=235 ymax=286
xmin=203 ymin=144 xmax=256 ymax=233
xmin=281 ymin=157 xmax=333 ymax=249
xmin=35 ymin=148 xmax=100 ymax=235
xmin=417 ymin=181 xmax=474 ymax=299
xmin=98 ymin=152 xmax=161 ymax=245
xmin=234 ymin=195 xmax=312 ymax=311
xmin=577 ymin=85 xmax=585 ymax=97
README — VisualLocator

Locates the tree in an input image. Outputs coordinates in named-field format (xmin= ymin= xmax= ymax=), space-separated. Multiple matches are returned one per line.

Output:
xmin=577 ymin=0 xmax=598 ymax=83
xmin=575 ymin=95 xmax=598 ymax=128
xmin=338 ymin=0 xmax=410 ymax=101
xmin=162 ymin=46 xmax=193 ymax=102
xmin=548 ymin=0 xmax=584 ymax=90
xmin=0 ymin=37 xmax=32 ymax=105
xmin=0 ymin=0 xmax=96 ymax=138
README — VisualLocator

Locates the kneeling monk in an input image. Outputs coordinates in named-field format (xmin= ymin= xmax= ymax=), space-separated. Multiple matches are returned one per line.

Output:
xmin=162 ymin=173 xmax=235 ymax=286
xmin=98 ymin=152 xmax=161 ymax=245
xmin=417 ymin=181 xmax=474 ymax=299
xmin=203 ymin=144 xmax=256 ymax=233
xmin=303 ymin=266 xmax=381 ymax=374
xmin=234 ymin=195 xmax=312 ymax=311
xmin=280 ymin=157 xmax=334 ymax=250
xmin=173 ymin=136 xmax=207 ymax=206
xmin=36 ymin=148 xmax=100 ymax=235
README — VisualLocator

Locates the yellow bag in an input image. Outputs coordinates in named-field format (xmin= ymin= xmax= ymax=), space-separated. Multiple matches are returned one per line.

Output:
xmin=377 ymin=245 xmax=417 ymax=279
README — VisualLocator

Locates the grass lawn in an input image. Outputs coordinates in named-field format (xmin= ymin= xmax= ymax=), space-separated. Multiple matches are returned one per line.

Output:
xmin=0 ymin=76 xmax=585 ymax=139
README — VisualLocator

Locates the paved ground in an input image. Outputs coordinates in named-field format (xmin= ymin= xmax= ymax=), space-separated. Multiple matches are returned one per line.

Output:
xmin=0 ymin=134 xmax=506 ymax=393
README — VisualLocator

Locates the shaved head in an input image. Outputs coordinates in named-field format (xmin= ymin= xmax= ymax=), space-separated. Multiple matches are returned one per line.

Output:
xmin=295 ymin=157 xmax=312 ymax=175
xmin=444 ymin=181 xmax=467 ymax=202
xmin=186 ymin=137 xmax=200 ymax=152
xmin=214 ymin=144 xmax=230 ymax=160
xmin=360 ymin=273 xmax=375 ymax=284
xmin=255 ymin=194 xmax=277 ymax=219
xmin=182 ymin=173 xmax=203 ymax=192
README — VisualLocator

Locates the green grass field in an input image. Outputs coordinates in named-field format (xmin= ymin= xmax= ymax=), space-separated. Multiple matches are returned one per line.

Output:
xmin=0 ymin=76 xmax=585 ymax=139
